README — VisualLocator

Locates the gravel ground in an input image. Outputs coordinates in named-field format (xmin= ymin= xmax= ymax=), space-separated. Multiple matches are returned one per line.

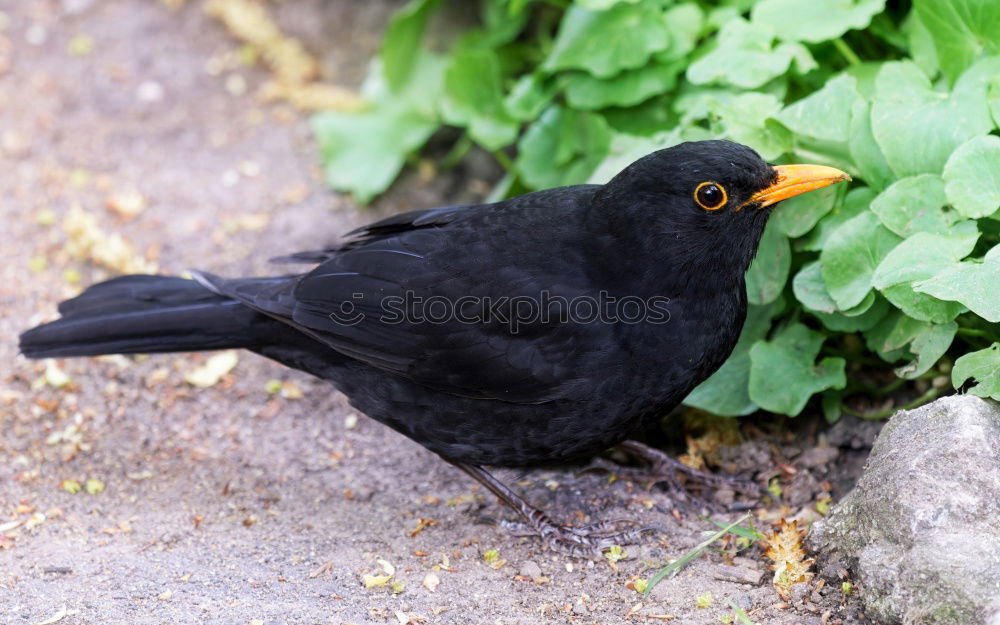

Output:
xmin=0 ymin=2 xmax=868 ymax=624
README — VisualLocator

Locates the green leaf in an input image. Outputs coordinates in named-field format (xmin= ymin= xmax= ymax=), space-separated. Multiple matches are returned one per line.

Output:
xmin=746 ymin=219 xmax=791 ymax=306
xmin=872 ymin=227 xmax=979 ymax=323
xmin=800 ymin=186 xmax=875 ymax=251
xmin=564 ymin=61 xmax=682 ymax=110
xmin=380 ymin=0 xmax=442 ymax=90
xmin=777 ymin=75 xmax=857 ymax=143
xmin=813 ymin=295 xmax=890 ymax=332
xmin=313 ymin=102 xmax=437 ymax=204
xmin=602 ymin=94 xmax=680 ymax=136
xmin=711 ymin=92 xmax=793 ymax=161
xmin=903 ymin=9 xmax=940 ymax=79
xmin=914 ymin=244 xmax=1000 ymax=322
xmin=686 ymin=19 xmax=815 ymax=90
xmin=952 ymin=343 xmax=1000 ymax=400
xmin=870 ymin=174 xmax=960 ymax=237
xmin=543 ymin=3 xmax=671 ymax=78
xmin=990 ymin=76 xmax=1000 ymax=128
xmin=942 ymin=135 xmax=1000 ymax=219
xmin=749 ymin=323 xmax=847 ymax=416
xmin=894 ymin=322 xmax=957 ymax=379
xmin=793 ymin=261 xmax=837 ymax=313
xmin=871 ymin=61 xmax=995 ymax=178
xmin=684 ymin=300 xmax=783 ymax=416
xmin=773 ymin=185 xmax=840 ymax=238
xmin=873 ymin=227 xmax=980 ymax=288
xmin=504 ymin=74 xmax=556 ymax=122
xmin=820 ymin=211 xmax=902 ymax=309
xmin=656 ymin=3 xmax=704 ymax=62
xmin=588 ymin=126 xmax=712 ymax=185
xmin=516 ymin=106 xmax=612 ymax=190
xmin=913 ymin=0 xmax=1000 ymax=83
xmin=750 ymin=0 xmax=885 ymax=44
xmin=441 ymin=49 xmax=519 ymax=150
xmin=575 ymin=0 xmax=640 ymax=10
xmin=864 ymin=309 xmax=918 ymax=361
xmin=848 ymin=99 xmax=894 ymax=191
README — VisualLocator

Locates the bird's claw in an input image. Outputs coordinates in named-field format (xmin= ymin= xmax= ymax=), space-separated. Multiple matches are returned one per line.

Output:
xmin=590 ymin=440 xmax=765 ymax=513
xmin=500 ymin=514 xmax=666 ymax=559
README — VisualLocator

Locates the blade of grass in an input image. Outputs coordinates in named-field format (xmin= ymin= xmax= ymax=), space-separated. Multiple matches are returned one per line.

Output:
xmin=704 ymin=515 xmax=765 ymax=542
xmin=726 ymin=598 xmax=757 ymax=625
xmin=643 ymin=513 xmax=751 ymax=594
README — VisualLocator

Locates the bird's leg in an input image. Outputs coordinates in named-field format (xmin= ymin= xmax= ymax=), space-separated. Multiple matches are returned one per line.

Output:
xmin=594 ymin=439 xmax=764 ymax=511
xmin=453 ymin=462 xmax=665 ymax=559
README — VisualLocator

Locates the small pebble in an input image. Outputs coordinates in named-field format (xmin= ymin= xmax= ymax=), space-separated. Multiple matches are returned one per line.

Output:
xmin=136 ymin=80 xmax=165 ymax=103
xmin=790 ymin=582 xmax=811 ymax=604
xmin=572 ymin=602 xmax=588 ymax=615
xmin=225 ymin=73 xmax=247 ymax=96
xmin=25 ymin=24 xmax=48 ymax=46
xmin=519 ymin=560 xmax=542 ymax=580
xmin=61 ymin=0 xmax=97 ymax=15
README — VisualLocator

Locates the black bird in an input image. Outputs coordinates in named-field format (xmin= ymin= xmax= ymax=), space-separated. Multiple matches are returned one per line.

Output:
xmin=19 ymin=141 xmax=849 ymax=555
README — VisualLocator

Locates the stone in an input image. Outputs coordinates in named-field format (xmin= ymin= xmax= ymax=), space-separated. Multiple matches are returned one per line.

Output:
xmin=518 ymin=560 xmax=542 ymax=580
xmin=809 ymin=396 xmax=1000 ymax=625
xmin=796 ymin=444 xmax=839 ymax=470
xmin=709 ymin=563 xmax=763 ymax=585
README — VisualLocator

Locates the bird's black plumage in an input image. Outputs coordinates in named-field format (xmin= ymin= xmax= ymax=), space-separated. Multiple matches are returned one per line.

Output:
xmin=20 ymin=140 xmax=848 ymax=553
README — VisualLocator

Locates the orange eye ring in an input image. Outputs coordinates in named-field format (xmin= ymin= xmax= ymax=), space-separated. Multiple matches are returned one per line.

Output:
xmin=694 ymin=181 xmax=727 ymax=211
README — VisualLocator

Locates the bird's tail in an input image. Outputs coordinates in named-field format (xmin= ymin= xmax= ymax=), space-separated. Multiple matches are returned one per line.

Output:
xmin=19 ymin=275 xmax=275 ymax=359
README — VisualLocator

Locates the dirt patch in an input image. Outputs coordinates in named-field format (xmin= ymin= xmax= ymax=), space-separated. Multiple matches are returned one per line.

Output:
xmin=0 ymin=2 xmax=869 ymax=623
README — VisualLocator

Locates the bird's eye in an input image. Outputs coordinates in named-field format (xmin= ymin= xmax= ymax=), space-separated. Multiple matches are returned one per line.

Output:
xmin=694 ymin=182 xmax=727 ymax=211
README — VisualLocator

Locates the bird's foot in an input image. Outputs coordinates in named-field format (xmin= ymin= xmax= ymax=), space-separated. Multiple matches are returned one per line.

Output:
xmin=591 ymin=439 xmax=764 ymax=513
xmin=453 ymin=462 xmax=664 ymax=558
xmin=500 ymin=512 xmax=665 ymax=559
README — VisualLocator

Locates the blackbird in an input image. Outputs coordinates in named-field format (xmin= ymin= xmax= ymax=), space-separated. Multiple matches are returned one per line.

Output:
xmin=20 ymin=140 xmax=849 ymax=555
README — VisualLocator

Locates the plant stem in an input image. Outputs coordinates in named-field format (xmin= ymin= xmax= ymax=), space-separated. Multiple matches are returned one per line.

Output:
xmin=842 ymin=386 xmax=944 ymax=421
xmin=441 ymin=134 xmax=473 ymax=170
xmin=956 ymin=327 xmax=1000 ymax=342
xmin=833 ymin=38 xmax=862 ymax=66
xmin=492 ymin=149 xmax=515 ymax=173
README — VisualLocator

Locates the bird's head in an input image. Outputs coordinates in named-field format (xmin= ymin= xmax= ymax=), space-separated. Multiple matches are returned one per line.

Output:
xmin=595 ymin=140 xmax=850 ymax=286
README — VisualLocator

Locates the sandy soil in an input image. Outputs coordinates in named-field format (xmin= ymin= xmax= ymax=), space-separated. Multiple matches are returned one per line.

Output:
xmin=0 ymin=2 xmax=868 ymax=624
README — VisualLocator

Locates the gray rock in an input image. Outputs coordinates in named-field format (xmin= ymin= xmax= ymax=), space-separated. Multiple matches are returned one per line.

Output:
xmin=709 ymin=563 xmax=763 ymax=585
xmin=733 ymin=594 xmax=753 ymax=612
xmin=518 ymin=560 xmax=542 ymax=580
xmin=809 ymin=396 xmax=1000 ymax=625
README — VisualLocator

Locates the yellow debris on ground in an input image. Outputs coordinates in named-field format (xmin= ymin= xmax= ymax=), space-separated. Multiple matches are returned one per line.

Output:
xmin=204 ymin=0 xmax=364 ymax=112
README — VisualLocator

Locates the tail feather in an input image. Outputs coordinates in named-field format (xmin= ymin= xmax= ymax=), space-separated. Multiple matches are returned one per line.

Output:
xmin=19 ymin=275 xmax=274 ymax=359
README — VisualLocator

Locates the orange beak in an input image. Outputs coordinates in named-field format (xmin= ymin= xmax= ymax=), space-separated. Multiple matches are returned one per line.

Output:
xmin=745 ymin=164 xmax=851 ymax=209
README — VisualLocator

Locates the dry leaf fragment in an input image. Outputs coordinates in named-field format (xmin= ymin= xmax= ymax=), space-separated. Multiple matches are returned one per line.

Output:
xmin=42 ymin=360 xmax=71 ymax=388
xmin=106 ymin=190 xmax=147 ymax=219
xmin=204 ymin=0 xmax=317 ymax=84
xmin=762 ymin=518 xmax=814 ymax=600
xmin=279 ymin=380 xmax=302 ymax=399
xmin=185 ymin=351 xmax=239 ymax=387
xmin=31 ymin=606 xmax=80 ymax=625
xmin=409 ymin=518 xmax=438 ymax=538
xmin=64 ymin=204 xmax=157 ymax=274
xmin=362 ymin=574 xmax=392 ymax=588
xmin=422 ymin=572 xmax=440 ymax=592
xmin=308 ymin=560 xmax=332 ymax=579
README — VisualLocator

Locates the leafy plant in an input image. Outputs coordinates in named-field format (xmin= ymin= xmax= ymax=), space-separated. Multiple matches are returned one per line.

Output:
xmin=313 ymin=0 xmax=1000 ymax=418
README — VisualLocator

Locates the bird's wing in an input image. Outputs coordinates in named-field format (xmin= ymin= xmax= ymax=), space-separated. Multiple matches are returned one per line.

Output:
xmin=269 ymin=204 xmax=470 ymax=264
xmin=219 ymin=188 xmax=609 ymax=404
